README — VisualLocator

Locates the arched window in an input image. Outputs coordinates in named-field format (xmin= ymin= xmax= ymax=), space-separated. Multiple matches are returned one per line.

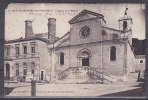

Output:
xmin=101 ymin=30 xmax=108 ymax=40
xmin=60 ymin=52 xmax=64 ymax=65
xmin=110 ymin=46 xmax=116 ymax=61
xmin=101 ymin=30 xmax=107 ymax=35
xmin=123 ymin=21 xmax=127 ymax=31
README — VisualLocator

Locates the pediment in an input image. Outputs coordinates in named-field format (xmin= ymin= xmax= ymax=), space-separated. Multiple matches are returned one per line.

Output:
xmin=75 ymin=14 xmax=98 ymax=22
xmin=69 ymin=9 xmax=104 ymax=24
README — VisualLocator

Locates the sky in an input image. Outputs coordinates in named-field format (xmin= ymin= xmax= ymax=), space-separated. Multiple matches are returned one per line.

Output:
xmin=5 ymin=3 xmax=145 ymax=40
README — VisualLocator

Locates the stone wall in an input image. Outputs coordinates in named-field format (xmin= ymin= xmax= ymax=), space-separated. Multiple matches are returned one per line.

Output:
xmin=4 ymin=39 xmax=49 ymax=81
xmin=126 ymin=42 xmax=135 ymax=73
xmin=53 ymin=40 xmax=126 ymax=78
xmin=102 ymin=41 xmax=125 ymax=75
xmin=70 ymin=19 xmax=102 ymax=45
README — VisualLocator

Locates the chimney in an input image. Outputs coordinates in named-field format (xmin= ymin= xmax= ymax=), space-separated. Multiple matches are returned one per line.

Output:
xmin=25 ymin=20 xmax=34 ymax=38
xmin=48 ymin=18 xmax=56 ymax=39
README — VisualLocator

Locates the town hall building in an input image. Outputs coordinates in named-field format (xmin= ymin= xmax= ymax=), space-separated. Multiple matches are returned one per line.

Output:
xmin=4 ymin=9 xmax=138 ymax=83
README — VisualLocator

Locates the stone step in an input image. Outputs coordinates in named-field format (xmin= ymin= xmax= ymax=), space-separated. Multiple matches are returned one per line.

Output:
xmin=57 ymin=67 xmax=119 ymax=84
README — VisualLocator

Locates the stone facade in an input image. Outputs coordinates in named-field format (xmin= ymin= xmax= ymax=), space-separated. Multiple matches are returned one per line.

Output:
xmin=4 ymin=9 xmax=139 ymax=83
xmin=49 ymin=10 xmax=135 ymax=82
xmin=4 ymin=38 xmax=50 ymax=82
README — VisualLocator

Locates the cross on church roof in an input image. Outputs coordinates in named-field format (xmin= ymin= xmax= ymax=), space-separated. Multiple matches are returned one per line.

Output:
xmin=124 ymin=7 xmax=128 ymax=16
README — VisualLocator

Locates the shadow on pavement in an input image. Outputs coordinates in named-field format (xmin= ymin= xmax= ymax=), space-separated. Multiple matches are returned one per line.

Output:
xmin=5 ymin=87 xmax=15 ymax=95
xmin=100 ymin=82 xmax=145 ymax=97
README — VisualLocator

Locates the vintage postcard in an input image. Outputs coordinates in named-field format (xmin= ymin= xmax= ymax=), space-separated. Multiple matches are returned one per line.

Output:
xmin=4 ymin=3 xmax=146 ymax=97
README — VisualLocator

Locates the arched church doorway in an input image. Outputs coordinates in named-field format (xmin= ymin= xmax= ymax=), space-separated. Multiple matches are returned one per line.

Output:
xmin=77 ymin=49 xmax=92 ymax=67
xmin=6 ymin=63 xmax=10 ymax=80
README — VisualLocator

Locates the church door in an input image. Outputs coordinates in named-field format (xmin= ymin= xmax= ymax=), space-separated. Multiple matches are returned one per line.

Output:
xmin=6 ymin=64 xmax=10 ymax=80
xmin=78 ymin=49 xmax=92 ymax=67
xmin=82 ymin=58 xmax=89 ymax=66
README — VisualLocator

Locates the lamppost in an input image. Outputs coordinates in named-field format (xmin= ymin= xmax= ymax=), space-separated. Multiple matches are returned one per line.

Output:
xmin=31 ymin=73 xmax=36 ymax=96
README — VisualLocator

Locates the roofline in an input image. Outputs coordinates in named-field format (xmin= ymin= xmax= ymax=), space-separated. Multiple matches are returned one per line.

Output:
xmin=82 ymin=9 xmax=104 ymax=17
xmin=135 ymin=55 xmax=146 ymax=59
xmin=53 ymin=32 xmax=70 ymax=44
xmin=69 ymin=9 xmax=104 ymax=24
xmin=5 ymin=37 xmax=50 ymax=44
xmin=127 ymin=40 xmax=136 ymax=58
xmin=101 ymin=26 xmax=123 ymax=32
xmin=69 ymin=17 xmax=105 ymax=24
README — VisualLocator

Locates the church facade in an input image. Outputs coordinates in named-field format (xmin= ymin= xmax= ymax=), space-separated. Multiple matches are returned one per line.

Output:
xmin=4 ymin=9 xmax=136 ymax=83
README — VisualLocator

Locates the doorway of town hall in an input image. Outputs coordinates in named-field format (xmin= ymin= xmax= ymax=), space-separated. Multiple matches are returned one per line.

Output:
xmin=77 ymin=48 xmax=92 ymax=67
xmin=6 ymin=63 xmax=10 ymax=80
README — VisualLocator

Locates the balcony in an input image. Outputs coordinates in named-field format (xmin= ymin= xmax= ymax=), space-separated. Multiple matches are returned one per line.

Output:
xmin=15 ymin=53 xmax=40 ymax=59
xmin=4 ymin=52 xmax=40 ymax=60
xmin=4 ymin=55 xmax=14 ymax=61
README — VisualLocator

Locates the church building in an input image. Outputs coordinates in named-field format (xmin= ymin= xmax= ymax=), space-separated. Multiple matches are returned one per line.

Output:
xmin=4 ymin=9 xmax=136 ymax=83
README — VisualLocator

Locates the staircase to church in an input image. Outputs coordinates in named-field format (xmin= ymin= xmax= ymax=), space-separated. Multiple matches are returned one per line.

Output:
xmin=56 ymin=66 xmax=117 ymax=84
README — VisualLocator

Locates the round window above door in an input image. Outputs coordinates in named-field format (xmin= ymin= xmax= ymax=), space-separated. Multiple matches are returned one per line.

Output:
xmin=80 ymin=26 xmax=90 ymax=38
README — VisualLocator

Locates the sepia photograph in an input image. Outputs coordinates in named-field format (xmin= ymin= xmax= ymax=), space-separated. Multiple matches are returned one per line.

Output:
xmin=4 ymin=3 xmax=146 ymax=97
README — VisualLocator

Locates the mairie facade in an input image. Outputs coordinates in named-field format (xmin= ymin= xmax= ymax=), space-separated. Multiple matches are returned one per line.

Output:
xmin=4 ymin=9 xmax=139 ymax=83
